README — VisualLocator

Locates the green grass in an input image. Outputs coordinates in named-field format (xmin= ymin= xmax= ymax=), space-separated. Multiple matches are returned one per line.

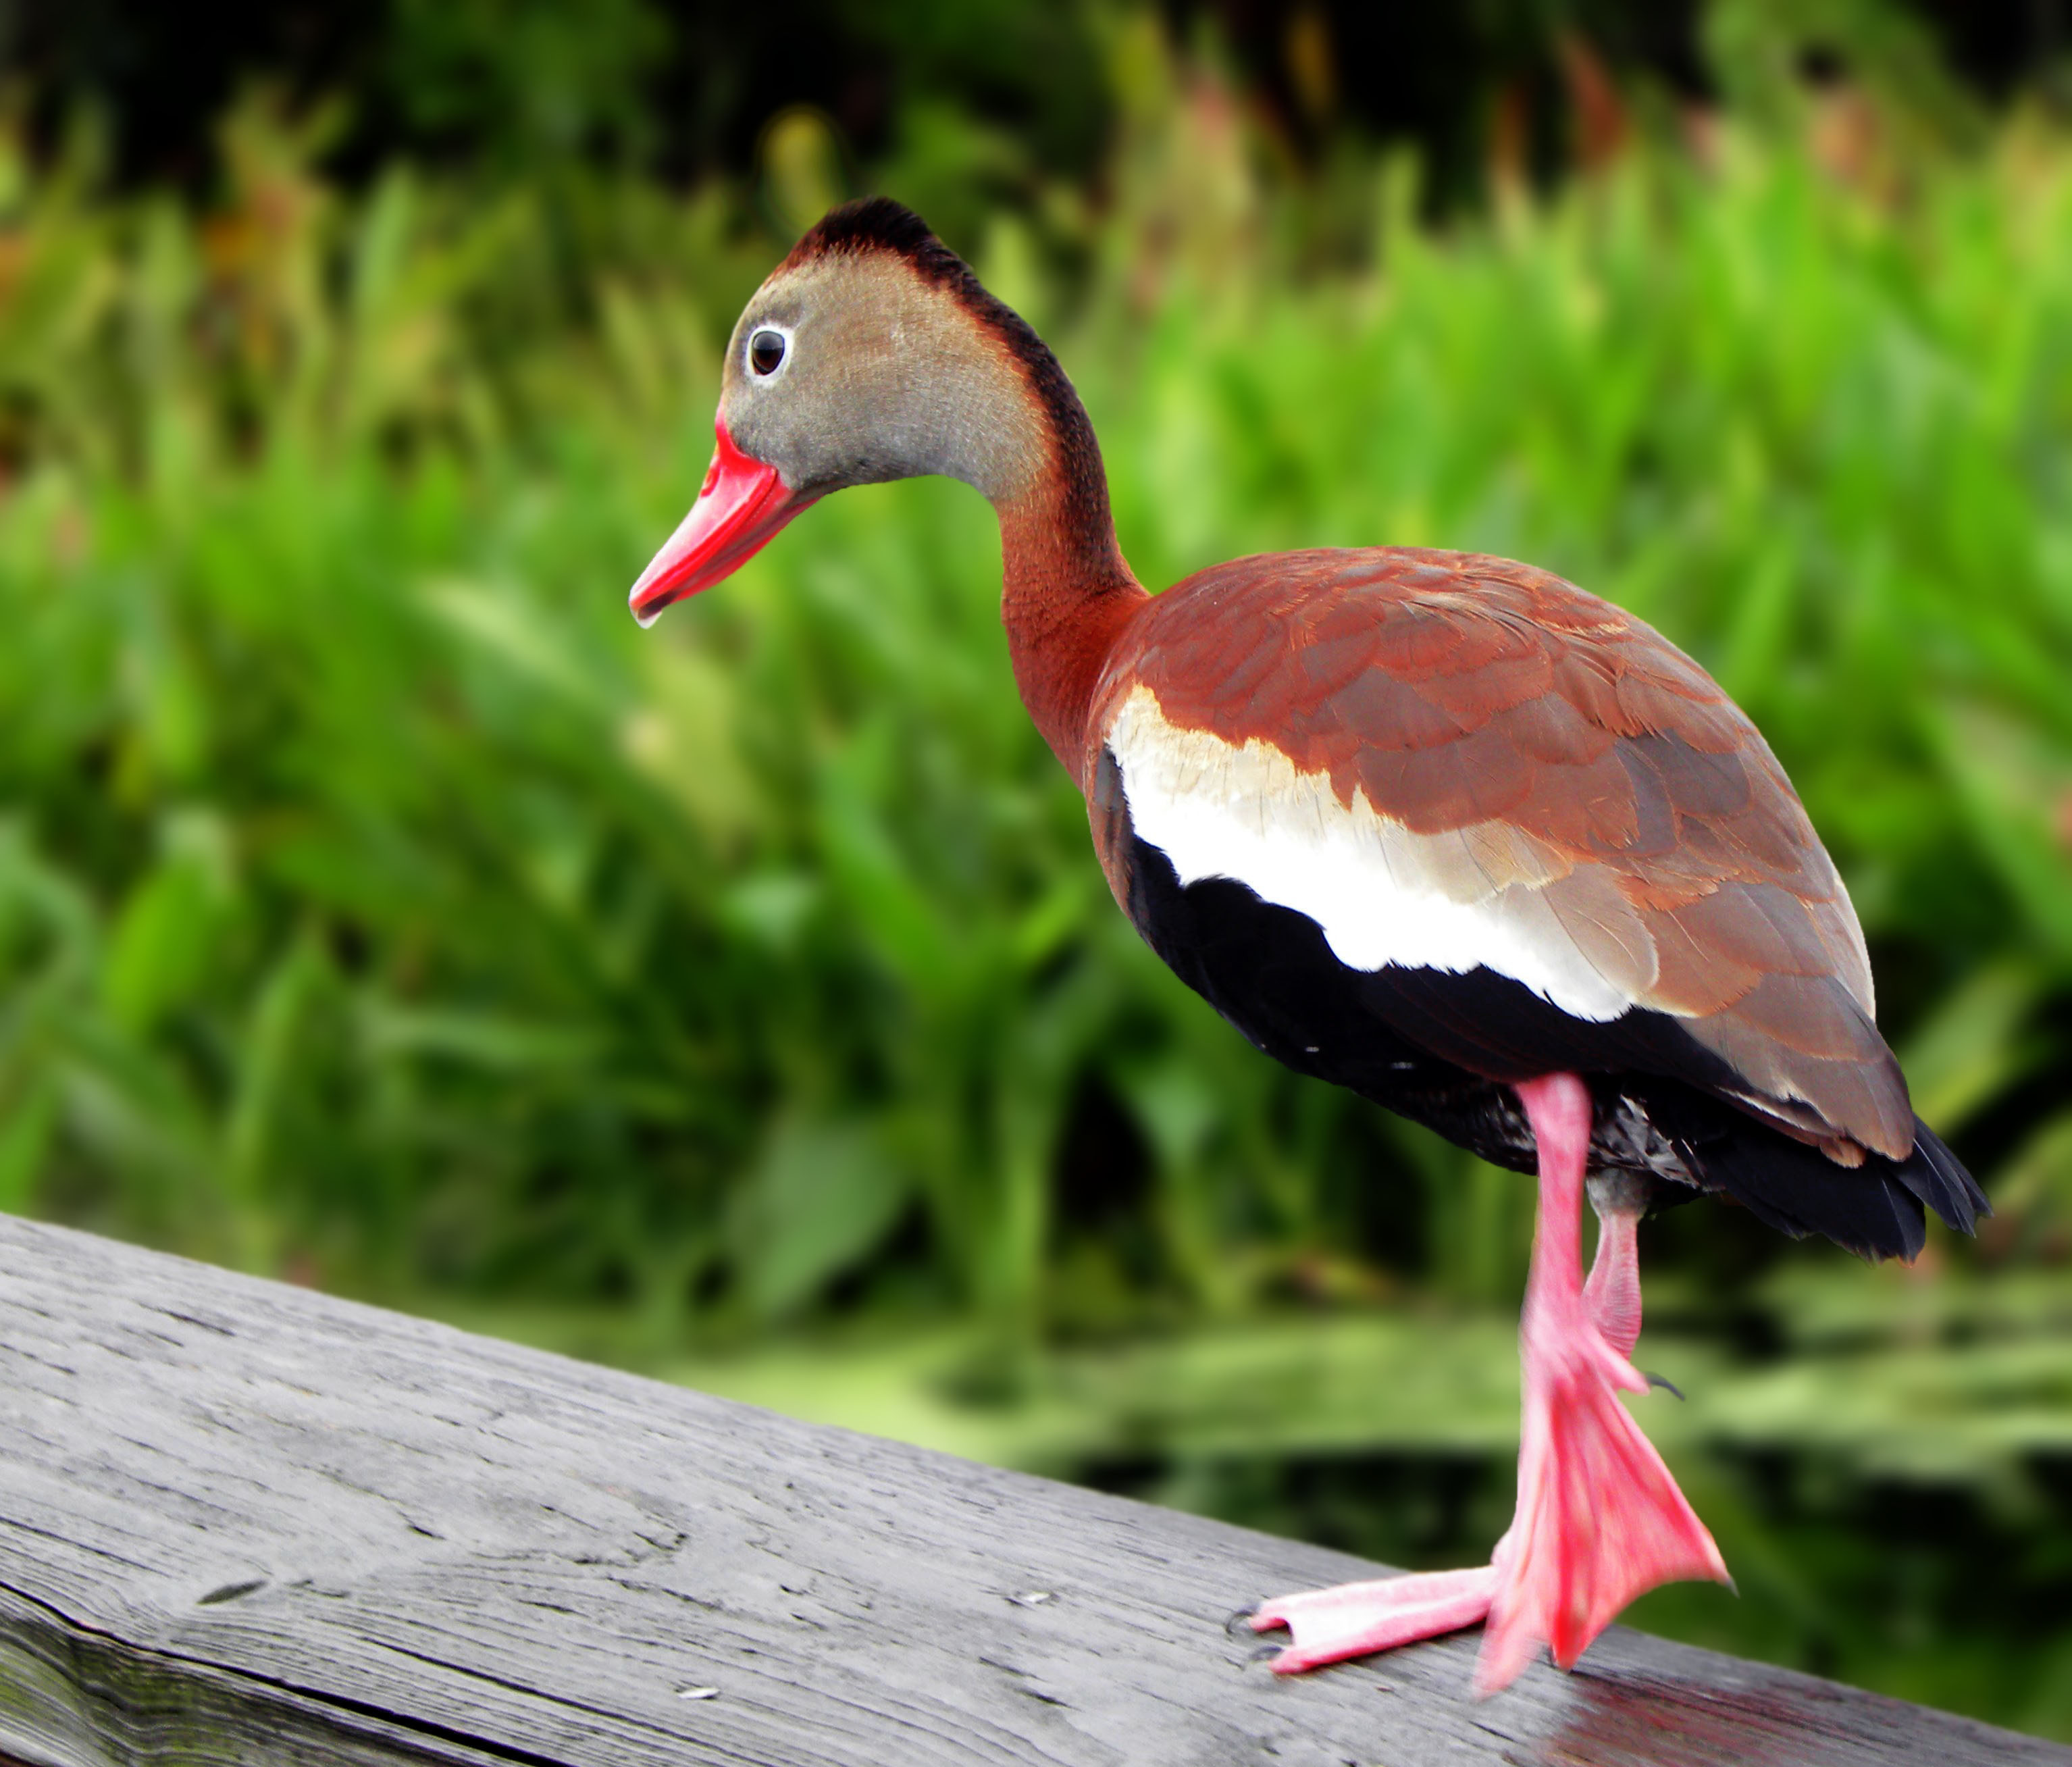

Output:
xmin=3 ymin=63 xmax=2072 ymax=1734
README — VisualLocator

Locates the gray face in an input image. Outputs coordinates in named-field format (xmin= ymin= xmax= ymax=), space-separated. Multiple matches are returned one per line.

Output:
xmin=717 ymin=252 xmax=1045 ymax=505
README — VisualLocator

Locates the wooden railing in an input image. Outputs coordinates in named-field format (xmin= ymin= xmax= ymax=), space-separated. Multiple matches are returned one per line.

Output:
xmin=1 ymin=1213 xmax=2063 ymax=1767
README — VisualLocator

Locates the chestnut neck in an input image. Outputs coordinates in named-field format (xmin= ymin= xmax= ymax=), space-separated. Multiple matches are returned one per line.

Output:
xmin=996 ymin=481 xmax=1145 ymax=789
xmin=973 ymin=329 xmax=1147 ymax=790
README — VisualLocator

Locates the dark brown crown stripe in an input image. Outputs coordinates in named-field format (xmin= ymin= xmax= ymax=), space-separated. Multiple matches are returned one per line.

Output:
xmin=787 ymin=199 xmax=1127 ymax=581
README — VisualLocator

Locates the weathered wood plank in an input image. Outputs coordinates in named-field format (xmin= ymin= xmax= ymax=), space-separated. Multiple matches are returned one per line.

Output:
xmin=0 ymin=1214 xmax=2061 ymax=1767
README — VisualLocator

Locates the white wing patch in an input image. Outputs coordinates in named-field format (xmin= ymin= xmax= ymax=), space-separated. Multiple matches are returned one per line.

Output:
xmin=1106 ymin=684 xmax=1661 ymax=1023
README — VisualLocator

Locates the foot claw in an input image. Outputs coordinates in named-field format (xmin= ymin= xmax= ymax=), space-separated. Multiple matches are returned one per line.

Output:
xmin=1248 ymin=1642 xmax=1285 ymax=1666
xmin=1644 ymin=1370 xmax=1686 ymax=1400
xmin=1224 ymin=1603 xmax=1261 ymax=1638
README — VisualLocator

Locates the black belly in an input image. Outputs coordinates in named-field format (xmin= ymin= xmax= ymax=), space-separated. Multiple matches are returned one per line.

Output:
xmin=1095 ymin=761 xmax=1978 ymax=1262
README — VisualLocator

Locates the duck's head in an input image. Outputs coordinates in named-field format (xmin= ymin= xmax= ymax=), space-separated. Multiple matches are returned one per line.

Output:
xmin=630 ymin=198 xmax=1089 ymax=628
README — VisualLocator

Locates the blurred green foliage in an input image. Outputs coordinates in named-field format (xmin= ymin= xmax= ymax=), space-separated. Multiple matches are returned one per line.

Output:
xmin=3 ymin=10 xmax=2072 ymax=1737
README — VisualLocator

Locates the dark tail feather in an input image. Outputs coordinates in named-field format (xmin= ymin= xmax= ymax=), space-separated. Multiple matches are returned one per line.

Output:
xmin=1888 ymin=1116 xmax=1990 ymax=1236
xmin=1664 ymin=1101 xmax=1988 ymax=1263
xmin=1638 ymin=1083 xmax=1919 ymax=1259
xmin=1721 ymin=1136 xmax=1927 ymax=1262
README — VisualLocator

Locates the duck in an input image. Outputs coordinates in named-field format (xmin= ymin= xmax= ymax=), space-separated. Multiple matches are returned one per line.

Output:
xmin=627 ymin=197 xmax=1986 ymax=1693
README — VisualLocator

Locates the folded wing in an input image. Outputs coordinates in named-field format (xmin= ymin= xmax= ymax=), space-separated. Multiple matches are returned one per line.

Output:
xmin=1091 ymin=547 xmax=1910 ymax=1166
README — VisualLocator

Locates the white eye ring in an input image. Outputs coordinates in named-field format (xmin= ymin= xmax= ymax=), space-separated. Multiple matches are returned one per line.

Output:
xmin=746 ymin=324 xmax=794 ymax=379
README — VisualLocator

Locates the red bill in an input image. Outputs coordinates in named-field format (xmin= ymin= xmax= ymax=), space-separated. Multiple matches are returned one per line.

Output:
xmin=629 ymin=423 xmax=807 ymax=627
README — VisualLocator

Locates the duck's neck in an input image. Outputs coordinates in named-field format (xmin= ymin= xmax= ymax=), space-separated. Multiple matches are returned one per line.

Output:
xmin=985 ymin=360 xmax=1147 ymax=791
xmin=997 ymin=497 xmax=1144 ymax=790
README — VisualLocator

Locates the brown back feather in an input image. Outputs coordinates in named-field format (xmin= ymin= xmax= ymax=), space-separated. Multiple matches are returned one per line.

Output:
xmin=1095 ymin=547 xmax=1911 ymax=1160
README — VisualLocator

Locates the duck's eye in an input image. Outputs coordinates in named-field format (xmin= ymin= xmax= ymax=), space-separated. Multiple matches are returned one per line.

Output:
xmin=748 ymin=330 xmax=787 ymax=376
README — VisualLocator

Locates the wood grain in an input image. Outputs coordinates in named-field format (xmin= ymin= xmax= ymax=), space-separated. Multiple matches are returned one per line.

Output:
xmin=0 ymin=1214 xmax=2061 ymax=1766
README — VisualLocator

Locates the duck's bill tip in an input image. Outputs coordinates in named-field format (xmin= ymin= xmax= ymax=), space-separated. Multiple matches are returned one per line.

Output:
xmin=627 ymin=422 xmax=799 ymax=626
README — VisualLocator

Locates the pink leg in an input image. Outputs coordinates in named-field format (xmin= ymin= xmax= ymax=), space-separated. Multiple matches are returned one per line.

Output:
xmin=1474 ymin=1075 xmax=1728 ymax=1690
xmin=1248 ymin=1073 xmax=1728 ymax=1690
xmin=1584 ymin=1200 xmax=1642 ymax=1362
